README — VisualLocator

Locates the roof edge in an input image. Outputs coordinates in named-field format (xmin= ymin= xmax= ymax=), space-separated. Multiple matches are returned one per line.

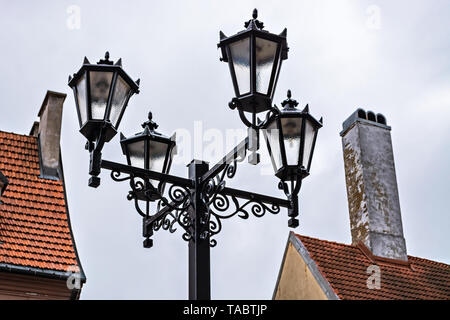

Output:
xmin=290 ymin=232 xmax=340 ymax=300
xmin=272 ymin=232 xmax=291 ymax=299
xmin=58 ymin=150 xmax=87 ymax=285
xmin=0 ymin=263 xmax=73 ymax=280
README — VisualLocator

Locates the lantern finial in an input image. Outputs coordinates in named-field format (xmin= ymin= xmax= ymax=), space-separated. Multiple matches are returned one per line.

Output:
xmin=245 ymin=8 xmax=264 ymax=30
xmin=142 ymin=111 xmax=159 ymax=131
xmin=252 ymin=8 xmax=258 ymax=19
xmin=97 ymin=51 xmax=113 ymax=65
xmin=281 ymin=89 xmax=299 ymax=109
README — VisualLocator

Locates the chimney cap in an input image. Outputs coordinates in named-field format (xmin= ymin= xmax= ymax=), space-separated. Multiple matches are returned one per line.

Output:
xmin=340 ymin=108 xmax=390 ymax=136
xmin=37 ymin=91 xmax=67 ymax=117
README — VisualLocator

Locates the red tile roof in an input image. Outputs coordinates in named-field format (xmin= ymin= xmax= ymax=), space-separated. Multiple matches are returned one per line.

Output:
xmin=296 ymin=234 xmax=450 ymax=300
xmin=0 ymin=131 xmax=81 ymax=273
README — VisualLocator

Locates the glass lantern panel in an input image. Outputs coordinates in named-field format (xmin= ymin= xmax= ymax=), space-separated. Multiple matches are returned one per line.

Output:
xmin=76 ymin=73 xmax=87 ymax=126
xmin=229 ymin=37 xmax=250 ymax=95
xmin=110 ymin=75 xmax=131 ymax=128
xmin=255 ymin=37 xmax=278 ymax=94
xmin=265 ymin=120 xmax=283 ymax=171
xmin=302 ymin=119 xmax=316 ymax=169
xmin=127 ymin=140 xmax=145 ymax=169
xmin=281 ymin=117 xmax=303 ymax=166
xmin=89 ymin=71 xmax=113 ymax=120
xmin=148 ymin=140 xmax=169 ymax=174
xmin=270 ymin=52 xmax=282 ymax=99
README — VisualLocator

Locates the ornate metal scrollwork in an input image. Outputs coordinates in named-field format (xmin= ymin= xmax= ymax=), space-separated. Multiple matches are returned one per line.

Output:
xmin=110 ymin=169 xmax=195 ymax=241
xmin=205 ymin=193 xmax=280 ymax=247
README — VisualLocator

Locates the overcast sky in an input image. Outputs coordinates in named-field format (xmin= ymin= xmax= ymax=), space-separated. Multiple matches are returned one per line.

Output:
xmin=0 ymin=0 xmax=449 ymax=299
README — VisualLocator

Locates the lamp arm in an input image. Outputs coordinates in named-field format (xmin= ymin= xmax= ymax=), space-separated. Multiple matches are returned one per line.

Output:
xmin=86 ymin=122 xmax=113 ymax=188
xmin=278 ymin=175 xmax=303 ymax=228
xmin=234 ymin=101 xmax=280 ymax=130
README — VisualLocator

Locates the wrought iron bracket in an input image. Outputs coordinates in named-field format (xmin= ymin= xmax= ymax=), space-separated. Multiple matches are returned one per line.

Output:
xmin=87 ymin=131 xmax=298 ymax=249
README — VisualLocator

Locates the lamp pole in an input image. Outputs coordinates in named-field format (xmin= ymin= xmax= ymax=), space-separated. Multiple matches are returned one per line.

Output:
xmin=68 ymin=9 xmax=322 ymax=300
xmin=188 ymin=160 xmax=210 ymax=300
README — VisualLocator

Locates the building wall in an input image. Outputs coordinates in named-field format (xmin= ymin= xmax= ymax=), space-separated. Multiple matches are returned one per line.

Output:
xmin=0 ymin=272 xmax=73 ymax=300
xmin=274 ymin=243 xmax=328 ymax=300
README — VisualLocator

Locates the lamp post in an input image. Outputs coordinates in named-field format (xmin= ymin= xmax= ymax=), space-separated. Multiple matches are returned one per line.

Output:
xmin=68 ymin=9 xmax=322 ymax=300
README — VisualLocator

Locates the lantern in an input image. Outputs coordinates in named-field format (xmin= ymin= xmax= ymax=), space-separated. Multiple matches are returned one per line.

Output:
xmin=263 ymin=90 xmax=322 ymax=181
xmin=68 ymin=52 xmax=140 ymax=143
xmin=218 ymin=9 xmax=288 ymax=113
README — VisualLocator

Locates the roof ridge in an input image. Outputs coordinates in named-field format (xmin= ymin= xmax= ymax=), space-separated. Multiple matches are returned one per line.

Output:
xmin=408 ymin=255 xmax=450 ymax=268
xmin=296 ymin=233 xmax=353 ymax=248
xmin=0 ymin=130 xmax=34 ymax=139
xmin=297 ymin=233 xmax=450 ymax=268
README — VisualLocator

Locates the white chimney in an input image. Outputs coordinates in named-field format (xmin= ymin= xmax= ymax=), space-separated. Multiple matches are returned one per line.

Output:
xmin=31 ymin=91 xmax=66 ymax=180
xmin=340 ymin=109 xmax=407 ymax=261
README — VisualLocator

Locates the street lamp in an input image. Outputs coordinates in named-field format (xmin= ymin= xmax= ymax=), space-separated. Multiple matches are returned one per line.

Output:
xmin=264 ymin=90 xmax=322 ymax=181
xmin=263 ymin=90 xmax=322 ymax=227
xmin=68 ymin=9 xmax=322 ymax=300
xmin=68 ymin=52 xmax=140 ymax=187
xmin=218 ymin=8 xmax=288 ymax=131
xmin=120 ymin=112 xmax=176 ymax=200
xmin=68 ymin=52 xmax=140 ymax=143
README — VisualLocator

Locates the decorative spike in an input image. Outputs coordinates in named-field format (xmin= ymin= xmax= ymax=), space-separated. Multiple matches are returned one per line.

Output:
xmin=219 ymin=31 xmax=227 ymax=40
xmin=279 ymin=28 xmax=287 ymax=38
xmin=302 ymin=104 xmax=309 ymax=113
xmin=115 ymin=58 xmax=122 ymax=67
xmin=287 ymin=89 xmax=292 ymax=99
xmin=136 ymin=78 xmax=140 ymax=85
xmin=252 ymin=8 xmax=258 ymax=19
xmin=68 ymin=75 xmax=72 ymax=82
xmin=120 ymin=132 xmax=126 ymax=141
xmin=319 ymin=117 xmax=323 ymax=124
xmin=142 ymin=111 xmax=159 ymax=131
xmin=105 ymin=51 xmax=110 ymax=60
xmin=83 ymin=57 xmax=90 ymax=64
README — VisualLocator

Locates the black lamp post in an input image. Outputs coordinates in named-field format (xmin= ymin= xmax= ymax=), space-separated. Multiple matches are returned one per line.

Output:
xmin=69 ymin=9 xmax=322 ymax=300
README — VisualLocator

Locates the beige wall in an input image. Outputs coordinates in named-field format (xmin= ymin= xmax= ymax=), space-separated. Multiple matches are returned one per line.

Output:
xmin=274 ymin=243 xmax=328 ymax=300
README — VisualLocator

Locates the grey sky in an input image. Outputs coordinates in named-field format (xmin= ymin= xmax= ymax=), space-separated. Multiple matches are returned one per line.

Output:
xmin=0 ymin=0 xmax=449 ymax=299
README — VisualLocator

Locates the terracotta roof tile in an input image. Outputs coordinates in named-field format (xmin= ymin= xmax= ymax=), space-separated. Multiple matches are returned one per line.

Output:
xmin=296 ymin=234 xmax=450 ymax=300
xmin=0 ymin=130 xmax=80 ymax=273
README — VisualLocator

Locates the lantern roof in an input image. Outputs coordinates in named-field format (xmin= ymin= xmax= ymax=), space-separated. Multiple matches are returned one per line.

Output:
xmin=272 ymin=90 xmax=323 ymax=128
xmin=68 ymin=51 xmax=140 ymax=94
xmin=218 ymin=9 xmax=288 ymax=63
xmin=120 ymin=112 xmax=175 ymax=155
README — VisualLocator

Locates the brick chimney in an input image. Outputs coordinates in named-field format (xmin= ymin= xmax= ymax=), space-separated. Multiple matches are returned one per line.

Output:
xmin=30 ymin=91 xmax=66 ymax=180
xmin=340 ymin=109 xmax=407 ymax=261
